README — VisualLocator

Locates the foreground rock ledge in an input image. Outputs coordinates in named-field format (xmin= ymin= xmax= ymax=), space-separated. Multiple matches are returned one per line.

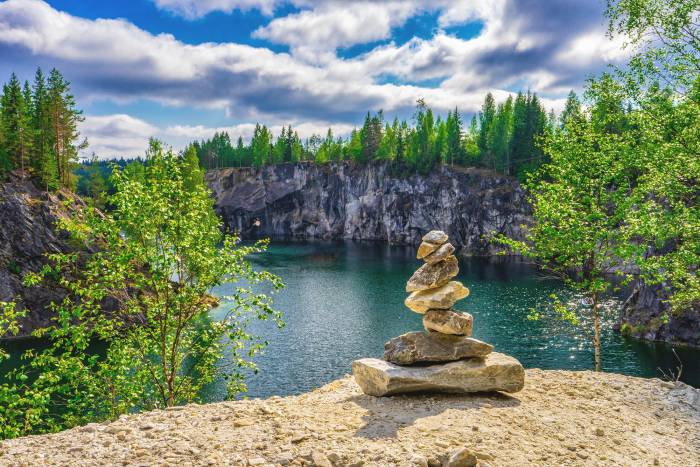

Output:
xmin=1 ymin=370 xmax=699 ymax=467
xmin=353 ymin=353 xmax=522 ymax=396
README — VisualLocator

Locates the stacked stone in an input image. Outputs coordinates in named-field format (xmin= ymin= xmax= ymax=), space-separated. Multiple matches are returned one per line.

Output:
xmin=352 ymin=231 xmax=525 ymax=397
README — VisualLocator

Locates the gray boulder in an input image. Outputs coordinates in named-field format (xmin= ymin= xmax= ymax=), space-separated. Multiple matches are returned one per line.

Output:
xmin=383 ymin=331 xmax=492 ymax=365
xmin=351 ymin=352 xmax=526 ymax=396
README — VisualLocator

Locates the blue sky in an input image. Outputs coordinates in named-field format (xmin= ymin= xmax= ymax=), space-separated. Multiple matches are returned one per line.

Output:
xmin=0 ymin=0 xmax=629 ymax=159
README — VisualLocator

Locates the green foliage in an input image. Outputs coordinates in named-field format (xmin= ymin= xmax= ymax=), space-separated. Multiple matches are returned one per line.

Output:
xmin=495 ymin=110 xmax=639 ymax=371
xmin=6 ymin=260 xmax=21 ymax=275
xmin=0 ymin=141 xmax=284 ymax=439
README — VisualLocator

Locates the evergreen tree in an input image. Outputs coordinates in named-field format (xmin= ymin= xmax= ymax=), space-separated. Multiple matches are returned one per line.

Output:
xmin=46 ymin=68 xmax=87 ymax=188
xmin=560 ymin=90 xmax=582 ymax=128
xmin=86 ymin=153 xmax=108 ymax=209
xmin=478 ymin=92 xmax=496 ymax=153
xmin=488 ymin=95 xmax=514 ymax=174
xmin=445 ymin=107 xmax=464 ymax=167
xmin=37 ymin=143 xmax=59 ymax=191
xmin=182 ymin=145 xmax=204 ymax=193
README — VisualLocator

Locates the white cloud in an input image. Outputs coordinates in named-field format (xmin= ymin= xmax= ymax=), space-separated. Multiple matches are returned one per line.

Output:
xmin=1 ymin=0 xmax=634 ymax=157
xmin=79 ymin=114 xmax=159 ymax=159
xmin=151 ymin=0 xmax=280 ymax=19
xmin=165 ymin=121 xmax=356 ymax=143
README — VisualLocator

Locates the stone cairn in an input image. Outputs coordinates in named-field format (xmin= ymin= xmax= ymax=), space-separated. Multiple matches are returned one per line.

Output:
xmin=352 ymin=230 xmax=525 ymax=397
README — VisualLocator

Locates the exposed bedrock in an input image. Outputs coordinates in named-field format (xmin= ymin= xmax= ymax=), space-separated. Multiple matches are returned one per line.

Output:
xmin=205 ymin=162 xmax=532 ymax=255
xmin=614 ymin=280 xmax=700 ymax=348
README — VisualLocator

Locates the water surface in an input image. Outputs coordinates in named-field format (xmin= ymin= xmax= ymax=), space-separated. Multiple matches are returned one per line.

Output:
xmin=209 ymin=240 xmax=700 ymax=400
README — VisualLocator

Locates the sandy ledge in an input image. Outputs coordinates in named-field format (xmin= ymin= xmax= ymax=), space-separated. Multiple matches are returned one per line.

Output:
xmin=1 ymin=369 xmax=699 ymax=467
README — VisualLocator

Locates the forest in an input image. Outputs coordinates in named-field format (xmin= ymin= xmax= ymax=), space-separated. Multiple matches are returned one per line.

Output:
xmin=0 ymin=66 xmax=584 ymax=185
xmin=190 ymin=93 xmax=559 ymax=182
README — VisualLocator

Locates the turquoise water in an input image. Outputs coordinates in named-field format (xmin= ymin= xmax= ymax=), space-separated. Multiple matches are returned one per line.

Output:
xmin=2 ymin=240 xmax=698 ymax=404
xmin=207 ymin=240 xmax=700 ymax=400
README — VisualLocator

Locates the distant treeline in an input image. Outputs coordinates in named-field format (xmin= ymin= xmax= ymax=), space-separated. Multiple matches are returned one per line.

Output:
xmin=191 ymin=92 xmax=566 ymax=181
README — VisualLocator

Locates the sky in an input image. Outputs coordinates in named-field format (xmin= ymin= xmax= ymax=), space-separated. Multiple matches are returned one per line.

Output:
xmin=0 ymin=0 xmax=630 ymax=159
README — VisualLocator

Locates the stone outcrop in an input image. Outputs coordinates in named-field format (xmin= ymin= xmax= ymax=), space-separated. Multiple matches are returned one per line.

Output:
xmin=613 ymin=280 xmax=700 ymax=348
xmin=205 ymin=162 xmax=532 ymax=255
xmin=383 ymin=332 xmax=493 ymax=365
xmin=0 ymin=174 xmax=92 ymax=339
xmin=353 ymin=230 xmax=524 ymax=396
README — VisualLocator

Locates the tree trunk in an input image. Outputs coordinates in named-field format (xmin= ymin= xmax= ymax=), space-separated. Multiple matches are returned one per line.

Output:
xmin=593 ymin=291 xmax=601 ymax=372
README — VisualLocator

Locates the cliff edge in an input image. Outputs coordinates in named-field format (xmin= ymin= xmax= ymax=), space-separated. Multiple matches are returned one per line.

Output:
xmin=206 ymin=162 xmax=532 ymax=256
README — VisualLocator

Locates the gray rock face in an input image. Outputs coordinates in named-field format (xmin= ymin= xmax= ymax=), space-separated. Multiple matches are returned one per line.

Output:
xmin=405 ymin=281 xmax=470 ymax=313
xmin=0 ymin=174 xmax=127 ymax=340
xmin=613 ymin=279 xmax=700 ymax=348
xmin=0 ymin=176 xmax=85 ymax=339
xmin=424 ymin=243 xmax=455 ymax=265
xmin=383 ymin=331 xmax=492 ymax=365
xmin=206 ymin=161 xmax=532 ymax=255
xmin=351 ymin=353 xmax=525 ymax=396
xmin=406 ymin=256 xmax=459 ymax=292
xmin=423 ymin=231 xmax=448 ymax=244
xmin=423 ymin=309 xmax=472 ymax=335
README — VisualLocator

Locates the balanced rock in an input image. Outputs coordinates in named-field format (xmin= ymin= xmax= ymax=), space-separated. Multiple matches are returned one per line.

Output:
xmin=423 ymin=309 xmax=472 ymax=335
xmin=405 ymin=281 xmax=469 ymax=313
xmin=406 ymin=256 xmax=459 ymax=292
xmin=424 ymin=243 xmax=455 ymax=265
xmin=417 ymin=241 xmax=441 ymax=259
xmin=352 ymin=352 xmax=525 ymax=396
xmin=423 ymin=231 xmax=448 ymax=244
xmin=383 ymin=331 xmax=492 ymax=365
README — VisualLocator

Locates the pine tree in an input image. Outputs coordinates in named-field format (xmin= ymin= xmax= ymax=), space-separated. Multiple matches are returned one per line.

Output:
xmin=38 ymin=144 xmax=59 ymax=191
xmin=478 ymin=92 xmax=496 ymax=153
xmin=46 ymin=68 xmax=87 ymax=188
xmin=560 ymin=90 xmax=582 ymax=128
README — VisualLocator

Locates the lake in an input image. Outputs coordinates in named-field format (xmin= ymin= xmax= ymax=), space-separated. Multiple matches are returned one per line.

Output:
xmin=208 ymin=240 xmax=700 ymax=400
xmin=2 ymin=239 xmax=698 ymax=403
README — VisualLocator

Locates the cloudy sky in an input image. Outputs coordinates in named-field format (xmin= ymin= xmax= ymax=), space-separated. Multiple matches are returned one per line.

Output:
xmin=0 ymin=0 xmax=628 ymax=159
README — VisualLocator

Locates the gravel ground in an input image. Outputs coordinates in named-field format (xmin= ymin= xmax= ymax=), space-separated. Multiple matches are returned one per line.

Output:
xmin=1 ymin=369 xmax=699 ymax=467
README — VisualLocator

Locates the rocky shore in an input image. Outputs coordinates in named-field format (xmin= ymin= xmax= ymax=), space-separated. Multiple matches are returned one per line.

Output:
xmin=2 ymin=369 xmax=698 ymax=467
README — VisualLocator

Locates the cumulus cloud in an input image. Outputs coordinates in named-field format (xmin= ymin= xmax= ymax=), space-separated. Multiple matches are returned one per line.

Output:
xmin=79 ymin=114 xmax=159 ymax=160
xmin=1 ymin=0 xmax=632 ymax=157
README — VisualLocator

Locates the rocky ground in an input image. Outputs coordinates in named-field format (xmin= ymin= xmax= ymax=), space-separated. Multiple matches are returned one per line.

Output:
xmin=2 ymin=369 xmax=699 ymax=467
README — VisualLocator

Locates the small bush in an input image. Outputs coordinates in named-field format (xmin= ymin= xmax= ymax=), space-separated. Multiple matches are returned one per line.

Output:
xmin=6 ymin=260 xmax=20 ymax=275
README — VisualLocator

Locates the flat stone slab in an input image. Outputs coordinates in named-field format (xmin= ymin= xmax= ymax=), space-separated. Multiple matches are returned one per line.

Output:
xmin=424 ymin=243 xmax=455 ymax=265
xmin=406 ymin=256 xmax=459 ymax=292
xmin=423 ymin=308 xmax=472 ymax=335
xmin=352 ymin=352 xmax=525 ymax=396
xmin=423 ymin=231 xmax=448 ymax=244
xmin=383 ymin=331 xmax=492 ymax=365
xmin=405 ymin=281 xmax=469 ymax=313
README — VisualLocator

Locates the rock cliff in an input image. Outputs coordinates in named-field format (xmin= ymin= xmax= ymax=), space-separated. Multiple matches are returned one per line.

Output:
xmin=614 ymin=280 xmax=700 ymax=348
xmin=205 ymin=162 xmax=532 ymax=255
xmin=0 ymin=174 xmax=87 ymax=339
